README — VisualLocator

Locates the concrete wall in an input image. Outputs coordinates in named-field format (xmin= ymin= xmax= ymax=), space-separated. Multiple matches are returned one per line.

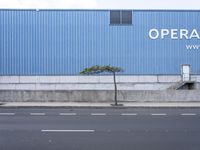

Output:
xmin=0 ymin=75 xmax=185 ymax=90
xmin=0 ymin=83 xmax=173 ymax=91
xmin=0 ymin=90 xmax=200 ymax=102
xmin=1 ymin=75 xmax=200 ymax=90
xmin=0 ymin=75 xmax=183 ymax=84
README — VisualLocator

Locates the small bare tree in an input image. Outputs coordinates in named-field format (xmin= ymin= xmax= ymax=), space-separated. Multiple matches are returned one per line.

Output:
xmin=80 ymin=65 xmax=123 ymax=106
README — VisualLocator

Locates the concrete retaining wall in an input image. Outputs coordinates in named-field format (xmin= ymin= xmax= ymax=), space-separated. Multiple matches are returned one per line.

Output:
xmin=1 ymin=75 xmax=199 ymax=90
xmin=1 ymin=75 xmax=200 ymax=102
xmin=0 ymin=75 xmax=183 ymax=84
xmin=1 ymin=90 xmax=200 ymax=102
xmin=0 ymin=83 xmax=173 ymax=90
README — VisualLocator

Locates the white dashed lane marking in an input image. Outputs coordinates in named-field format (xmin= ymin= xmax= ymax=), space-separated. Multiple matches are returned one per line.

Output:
xmin=0 ymin=113 xmax=15 ymax=115
xmin=91 ymin=113 xmax=106 ymax=116
xmin=151 ymin=113 xmax=167 ymax=116
xmin=59 ymin=113 xmax=77 ymax=116
xmin=30 ymin=113 xmax=46 ymax=116
xmin=41 ymin=130 xmax=95 ymax=133
xmin=121 ymin=113 xmax=138 ymax=116
xmin=1 ymin=112 xmax=199 ymax=116
xmin=181 ymin=113 xmax=197 ymax=116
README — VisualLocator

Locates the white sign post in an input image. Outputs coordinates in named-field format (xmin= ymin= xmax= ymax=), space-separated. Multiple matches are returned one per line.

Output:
xmin=181 ymin=64 xmax=191 ymax=82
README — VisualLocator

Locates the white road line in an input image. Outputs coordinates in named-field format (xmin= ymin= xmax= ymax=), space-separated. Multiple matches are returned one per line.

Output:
xmin=181 ymin=113 xmax=197 ymax=116
xmin=151 ymin=113 xmax=167 ymax=116
xmin=30 ymin=113 xmax=46 ymax=116
xmin=0 ymin=113 xmax=15 ymax=115
xmin=91 ymin=113 xmax=106 ymax=116
xmin=59 ymin=113 xmax=77 ymax=116
xmin=41 ymin=130 xmax=95 ymax=133
xmin=121 ymin=113 xmax=137 ymax=116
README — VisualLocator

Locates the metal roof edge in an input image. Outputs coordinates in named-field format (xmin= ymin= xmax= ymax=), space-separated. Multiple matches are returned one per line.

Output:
xmin=0 ymin=8 xmax=200 ymax=12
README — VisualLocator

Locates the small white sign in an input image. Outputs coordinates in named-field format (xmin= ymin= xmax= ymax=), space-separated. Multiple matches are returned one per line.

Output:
xmin=181 ymin=65 xmax=190 ymax=81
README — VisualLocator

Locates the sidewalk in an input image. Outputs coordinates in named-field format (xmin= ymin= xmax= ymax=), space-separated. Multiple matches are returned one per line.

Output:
xmin=1 ymin=102 xmax=200 ymax=108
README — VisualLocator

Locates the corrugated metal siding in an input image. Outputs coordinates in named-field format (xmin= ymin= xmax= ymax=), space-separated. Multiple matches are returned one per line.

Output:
xmin=0 ymin=10 xmax=200 ymax=75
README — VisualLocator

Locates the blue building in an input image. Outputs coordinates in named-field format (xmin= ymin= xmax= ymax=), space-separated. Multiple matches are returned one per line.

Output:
xmin=0 ymin=9 xmax=200 ymax=75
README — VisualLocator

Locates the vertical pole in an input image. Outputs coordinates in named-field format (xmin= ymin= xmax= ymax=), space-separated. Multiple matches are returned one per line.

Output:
xmin=113 ymin=72 xmax=118 ymax=106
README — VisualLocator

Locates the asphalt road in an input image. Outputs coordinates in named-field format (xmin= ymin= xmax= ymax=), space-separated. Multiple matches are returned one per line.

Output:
xmin=0 ymin=108 xmax=200 ymax=150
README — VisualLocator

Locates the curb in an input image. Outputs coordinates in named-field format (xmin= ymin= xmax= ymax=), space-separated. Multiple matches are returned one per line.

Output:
xmin=1 ymin=105 xmax=200 ymax=109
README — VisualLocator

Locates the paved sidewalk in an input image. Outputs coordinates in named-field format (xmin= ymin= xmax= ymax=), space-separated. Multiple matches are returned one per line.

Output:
xmin=1 ymin=102 xmax=200 ymax=108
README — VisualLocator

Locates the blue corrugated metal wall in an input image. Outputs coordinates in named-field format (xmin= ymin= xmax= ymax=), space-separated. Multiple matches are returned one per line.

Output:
xmin=0 ymin=10 xmax=200 ymax=75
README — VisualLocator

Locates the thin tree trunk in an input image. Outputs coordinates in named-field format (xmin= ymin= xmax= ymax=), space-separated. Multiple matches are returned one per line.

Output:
xmin=113 ymin=72 xmax=118 ymax=106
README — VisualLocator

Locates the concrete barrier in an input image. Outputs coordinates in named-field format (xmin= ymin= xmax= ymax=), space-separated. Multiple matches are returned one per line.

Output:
xmin=0 ymin=75 xmax=184 ymax=84
xmin=0 ymin=90 xmax=200 ymax=102
xmin=0 ymin=83 xmax=172 ymax=90
xmin=1 ymin=75 xmax=200 ymax=91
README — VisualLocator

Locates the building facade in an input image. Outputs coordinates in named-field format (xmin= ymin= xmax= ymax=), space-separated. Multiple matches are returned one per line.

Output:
xmin=1 ymin=9 xmax=200 ymax=75
xmin=0 ymin=9 xmax=200 ymax=90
